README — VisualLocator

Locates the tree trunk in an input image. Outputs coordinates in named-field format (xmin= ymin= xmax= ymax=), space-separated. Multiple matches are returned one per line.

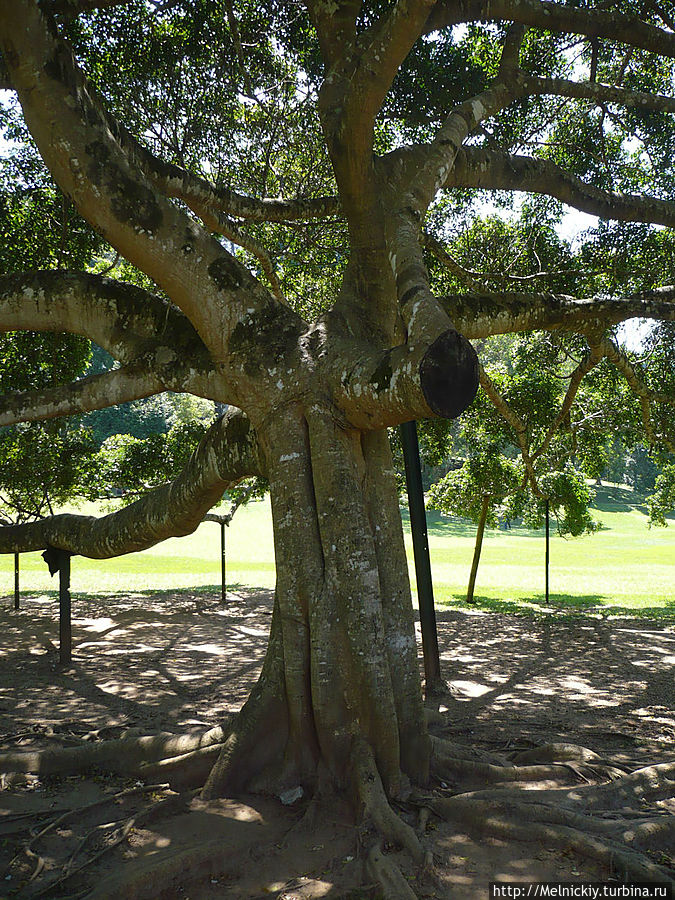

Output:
xmin=467 ymin=494 xmax=491 ymax=605
xmin=201 ymin=403 xmax=429 ymax=801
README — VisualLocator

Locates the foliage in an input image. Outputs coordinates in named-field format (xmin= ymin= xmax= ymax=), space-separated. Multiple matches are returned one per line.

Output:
xmin=0 ymin=329 xmax=94 ymax=522
xmin=0 ymin=422 xmax=98 ymax=522
xmin=389 ymin=418 xmax=456 ymax=492
xmin=625 ymin=446 xmax=660 ymax=493
xmin=94 ymin=419 xmax=212 ymax=499
xmin=646 ymin=463 xmax=675 ymax=527
xmin=510 ymin=466 xmax=599 ymax=538
xmin=428 ymin=452 xmax=520 ymax=527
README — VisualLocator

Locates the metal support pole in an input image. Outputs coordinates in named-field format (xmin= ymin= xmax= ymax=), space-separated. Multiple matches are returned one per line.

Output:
xmin=220 ymin=521 xmax=226 ymax=603
xmin=14 ymin=551 xmax=19 ymax=610
xmin=400 ymin=420 xmax=444 ymax=696
xmin=545 ymin=498 xmax=550 ymax=604
xmin=59 ymin=553 xmax=72 ymax=666
xmin=42 ymin=546 xmax=73 ymax=666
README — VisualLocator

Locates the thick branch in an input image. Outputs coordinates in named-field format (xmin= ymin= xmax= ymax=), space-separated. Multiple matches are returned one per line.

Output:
xmin=427 ymin=0 xmax=675 ymax=59
xmin=451 ymin=148 xmax=675 ymax=227
xmin=316 ymin=1 xmax=438 ymax=331
xmin=349 ymin=0 xmax=436 ymax=124
xmin=335 ymin=325 xmax=479 ymax=428
xmin=0 ymin=364 xmax=162 ymax=427
xmin=306 ymin=0 xmax=360 ymax=68
xmin=0 ymin=1 xmax=283 ymax=362
xmin=0 ymin=270 xmax=208 ymax=366
xmin=137 ymin=151 xmax=340 ymax=223
xmin=0 ymin=407 xmax=262 ymax=556
xmin=441 ymin=288 xmax=675 ymax=339
xmin=385 ymin=35 xmax=523 ymax=355
xmin=521 ymin=74 xmax=675 ymax=116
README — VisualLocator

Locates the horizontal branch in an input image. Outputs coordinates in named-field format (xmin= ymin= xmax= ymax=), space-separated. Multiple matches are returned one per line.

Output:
xmin=521 ymin=74 xmax=675 ymax=116
xmin=427 ymin=0 xmax=675 ymax=59
xmin=140 ymin=151 xmax=341 ymax=223
xmin=0 ymin=407 xmax=262 ymax=557
xmin=0 ymin=363 xmax=163 ymax=427
xmin=0 ymin=270 xmax=208 ymax=365
xmin=441 ymin=288 xmax=675 ymax=339
xmin=451 ymin=148 xmax=675 ymax=227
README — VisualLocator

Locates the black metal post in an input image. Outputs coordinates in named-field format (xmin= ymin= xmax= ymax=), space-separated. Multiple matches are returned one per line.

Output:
xmin=59 ymin=553 xmax=72 ymax=666
xmin=400 ymin=420 xmax=444 ymax=696
xmin=42 ymin=546 xmax=73 ymax=666
xmin=545 ymin=498 xmax=550 ymax=604
xmin=220 ymin=521 xmax=226 ymax=603
xmin=14 ymin=551 xmax=19 ymax=610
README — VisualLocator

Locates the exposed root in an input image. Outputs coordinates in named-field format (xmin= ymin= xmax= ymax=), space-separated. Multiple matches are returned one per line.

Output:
xmin=510 ymin=742 xmax=626 ymax=769
xmin=430 ymin=734 xmax=513 ymax=766
xmin=83 ymin=842 xmax=247 ymax=900
xmin=431 ymin=736 xmax=601 ymax=786
xmin=353 ymin=738 xmax=424 ymax=865
xmin=422 ymin=750 xmax=675 ymax=890
xmin=430 ymin=795 xmax=674 ymax=885
xmin=5 ymin=784 xmax=187 ymax=899
xmin=615 ymin=817 xmax=675 ymax=854
xmin=138 ymin=744 xmax=223 ymax=789
xmin=444 ymin=760 xmax=675 ymax=810
xmin=0 ymin=725 xmax=227 ymax=778
xmin=367 ymin=843 xmax=417 ymax=900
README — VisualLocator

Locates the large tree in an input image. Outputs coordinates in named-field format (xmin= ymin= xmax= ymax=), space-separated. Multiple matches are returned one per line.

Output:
xmin=1 ymin=1 xmax=674 ymax=895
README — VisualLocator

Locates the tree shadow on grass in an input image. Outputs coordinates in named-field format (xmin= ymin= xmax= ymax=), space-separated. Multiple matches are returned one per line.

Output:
xmin=592 ymin=483 xmax=641 ymax=513
xmin=437 ymin=592 xmax=675 ymax=621
xmin=401 ymin=507 xmax=547 ymax=539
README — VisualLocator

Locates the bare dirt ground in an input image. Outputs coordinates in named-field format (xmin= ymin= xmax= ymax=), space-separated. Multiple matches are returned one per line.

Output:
xmin=0 ymin=588 xmax=673 ymax=899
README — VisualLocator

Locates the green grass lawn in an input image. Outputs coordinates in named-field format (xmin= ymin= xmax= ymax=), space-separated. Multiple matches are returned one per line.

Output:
xmin=1 ymin=484 xmax=673 ymax=616
xmin=411 ymin=483 xmax=674 ymax=617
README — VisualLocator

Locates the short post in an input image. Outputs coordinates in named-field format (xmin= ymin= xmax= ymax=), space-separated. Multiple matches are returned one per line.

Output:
xmin=14 ymin=551 xmax=19 ymax=610
xmin=220 ymin=520 xmax=226 ymax=603
xmin=42 ymin=546 xmax=73 ymax=666
xmin=400 ymin=420 xmax=445 ymax=697
xmin=545 ymin=498 xmax=550 ymax=603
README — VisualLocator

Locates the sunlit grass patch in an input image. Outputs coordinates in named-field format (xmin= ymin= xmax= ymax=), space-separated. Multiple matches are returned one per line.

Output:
xmin=1 ymin=485 xmax=673 ymax=617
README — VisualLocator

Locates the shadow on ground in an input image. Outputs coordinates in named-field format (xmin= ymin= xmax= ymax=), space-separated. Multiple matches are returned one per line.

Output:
xmin=1 ymin=586 xmax=673 ymax=898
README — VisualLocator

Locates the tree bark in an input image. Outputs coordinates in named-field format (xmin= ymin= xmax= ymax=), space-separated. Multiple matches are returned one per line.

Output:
xmin=201 ymin=408 xmax=429 ymax=800
xmin=467 ymin=494 xmax=491 ymax=605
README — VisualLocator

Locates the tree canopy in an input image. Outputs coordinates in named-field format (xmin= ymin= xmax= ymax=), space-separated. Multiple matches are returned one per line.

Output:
xmin=0 ymin=1 xmax=674 ymax=895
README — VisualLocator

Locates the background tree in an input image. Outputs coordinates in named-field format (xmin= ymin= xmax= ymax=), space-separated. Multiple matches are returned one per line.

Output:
xmin=647 ymin=462 xmax=675 ymax=526
xmin=428 ymin=448 xmax=521 ymax=602
xmin=1 ymin=1 xmax=675 ymax=895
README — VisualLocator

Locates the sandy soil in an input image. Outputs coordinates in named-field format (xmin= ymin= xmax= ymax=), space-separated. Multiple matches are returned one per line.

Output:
xmin=0 ymin=588 xmax=673 ymax=899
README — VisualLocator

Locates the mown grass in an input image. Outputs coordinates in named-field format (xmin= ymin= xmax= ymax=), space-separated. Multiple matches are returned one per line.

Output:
xmin=1 ymin=484 xmax=673 ymax=617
